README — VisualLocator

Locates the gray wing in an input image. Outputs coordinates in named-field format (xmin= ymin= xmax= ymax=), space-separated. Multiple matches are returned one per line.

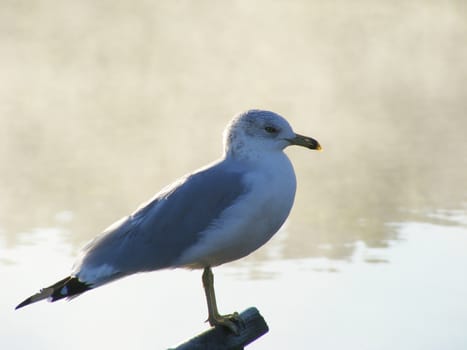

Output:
xmin=74 ymin=160 xmax=248 ymax=282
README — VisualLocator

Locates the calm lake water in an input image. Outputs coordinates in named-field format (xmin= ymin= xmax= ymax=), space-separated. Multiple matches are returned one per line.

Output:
xmin=1 ymin=1 xmax=466 ymax=349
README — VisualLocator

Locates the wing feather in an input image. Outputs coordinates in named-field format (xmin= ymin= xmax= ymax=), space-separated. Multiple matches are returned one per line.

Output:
xmin=73 ymin=160 xmax=248 ymax=284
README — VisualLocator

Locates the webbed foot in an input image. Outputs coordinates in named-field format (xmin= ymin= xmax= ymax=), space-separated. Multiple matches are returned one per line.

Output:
xmin=207 ymin=311 xmax=244 ymax=334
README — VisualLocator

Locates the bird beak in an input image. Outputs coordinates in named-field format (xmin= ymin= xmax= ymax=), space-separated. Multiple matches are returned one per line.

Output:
xmin=287 ymin=133 xmax=322 ymax=151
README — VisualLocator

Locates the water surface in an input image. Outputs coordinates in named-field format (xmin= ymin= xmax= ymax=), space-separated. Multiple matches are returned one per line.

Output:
xmin=1 ymin=1 xmax=466 ymax=349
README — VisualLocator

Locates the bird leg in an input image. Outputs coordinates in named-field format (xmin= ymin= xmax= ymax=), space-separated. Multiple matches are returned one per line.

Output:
xmin=202 ymin=266 xmax=242 ymax=334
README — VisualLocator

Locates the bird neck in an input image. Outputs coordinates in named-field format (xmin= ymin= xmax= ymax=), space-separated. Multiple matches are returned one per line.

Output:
xmin=223 ymin=147 xmax=289 ymax=169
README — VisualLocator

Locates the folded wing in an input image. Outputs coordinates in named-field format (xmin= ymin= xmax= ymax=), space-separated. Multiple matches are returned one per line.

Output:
xmin=73 ymin=160 xmax=249 ymax=286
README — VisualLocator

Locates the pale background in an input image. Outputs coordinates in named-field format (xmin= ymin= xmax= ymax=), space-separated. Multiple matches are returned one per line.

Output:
xmin=1 ymin=1 xmax=466 ymax=349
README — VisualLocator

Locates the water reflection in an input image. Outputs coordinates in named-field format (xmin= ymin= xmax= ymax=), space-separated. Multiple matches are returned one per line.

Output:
xmin=2 ymin=220 xmax=467 ymax=349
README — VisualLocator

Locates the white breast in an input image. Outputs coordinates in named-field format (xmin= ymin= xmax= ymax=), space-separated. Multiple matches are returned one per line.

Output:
xmin=176 ymin=152 xmax=297 ymax=268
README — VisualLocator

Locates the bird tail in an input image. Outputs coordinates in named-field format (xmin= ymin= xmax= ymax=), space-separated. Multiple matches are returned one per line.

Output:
xmin=15 ymin=276 xmax=91 ymax=310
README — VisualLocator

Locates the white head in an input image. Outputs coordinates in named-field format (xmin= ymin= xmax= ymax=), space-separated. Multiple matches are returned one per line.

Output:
xmin=223 ymin=109 xmax=321 ymax=160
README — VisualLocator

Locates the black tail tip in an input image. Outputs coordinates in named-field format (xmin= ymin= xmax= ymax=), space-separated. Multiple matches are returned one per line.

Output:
xmin=15 ymin=276 xmax=91 ymax=310
xmin=15 ymin=298 xmax=32 ymax=310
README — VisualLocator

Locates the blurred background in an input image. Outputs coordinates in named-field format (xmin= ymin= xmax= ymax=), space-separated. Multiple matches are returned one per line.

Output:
xmin=1 ymin=1 xmax=466 ymax=349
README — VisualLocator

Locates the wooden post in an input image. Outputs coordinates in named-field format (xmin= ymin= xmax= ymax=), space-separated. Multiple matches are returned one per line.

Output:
xmin=169 ymin=307 xmax=269 ymax=350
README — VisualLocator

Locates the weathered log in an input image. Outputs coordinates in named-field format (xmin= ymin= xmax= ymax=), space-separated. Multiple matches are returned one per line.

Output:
xmin=169 ymin=307 xmax=269 ymax=350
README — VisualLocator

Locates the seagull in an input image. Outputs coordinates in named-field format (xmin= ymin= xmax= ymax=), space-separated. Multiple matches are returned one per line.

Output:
xmin=15 ymin=109 xmax=321 ymax=333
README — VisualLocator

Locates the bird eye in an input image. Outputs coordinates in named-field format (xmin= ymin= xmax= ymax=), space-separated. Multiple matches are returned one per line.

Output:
xmin=264 ymin=126 xmax=278 ymax=133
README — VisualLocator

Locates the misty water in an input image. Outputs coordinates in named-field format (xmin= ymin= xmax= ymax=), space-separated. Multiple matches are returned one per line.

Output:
xmin=1 ymin=1 xmax=466 ymax=349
